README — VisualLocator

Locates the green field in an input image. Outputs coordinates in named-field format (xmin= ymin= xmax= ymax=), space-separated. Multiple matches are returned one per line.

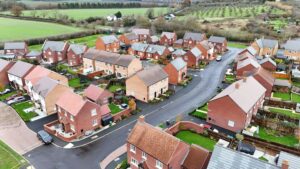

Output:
xmin=2 ymin=8 xmax=168 ymax=20
xmin=0 ymin=140 xmax=27 ymax=169
xmin=0 ymin=17 xmax=84 ymax=42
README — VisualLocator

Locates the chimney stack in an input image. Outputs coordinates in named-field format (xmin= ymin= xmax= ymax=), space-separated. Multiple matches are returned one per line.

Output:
xmin=138 ymin=115 xmax=145 ymax=123
xmin=235 ymin=83 xmax=240 ymax=89
xmin=281 ymin=160 xmax=289 ymax=169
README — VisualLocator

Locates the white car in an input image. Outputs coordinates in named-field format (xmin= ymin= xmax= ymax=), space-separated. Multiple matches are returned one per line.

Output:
xmin=216 ymin=55 xmax=222 ymax=62
xmin=0 ymin=88 xmax=11 ymax=95
xmin=7 ymin=96 xmax=26 ymax=105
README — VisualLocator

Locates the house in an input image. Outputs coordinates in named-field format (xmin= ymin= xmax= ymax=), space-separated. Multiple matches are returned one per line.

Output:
xmin=236 ymin=58 xmax=261 ymax=78
xmin=207 ymin=144 xmax=280 ymax=169
xmin=148 ymin=35 xmax=160 ymax=44
xmin=283 ymin=39 xmax=300 ymax=61
xmin=7 ymin=61 xmax=35 ymax=90
xmin=235 ymin=46 xmax=258 ymax=64
xmin=259 ymin=57 xmax=277 ymax=72
xmin=251 ymin=38 xmax=279 ymax=57
xmin=82 ymin=48 xmax=98 ymax=73
xmin=114 ymin=55 xmax=143 ymax=78
xmin=145 ymin=44 xmax=170 ymax=60
xmin=160 ymin=32 xmax=177 ymax=46
xmin=56 ymin=90 xmax=103 ymax=138
xmin=197 ymin=40 xmax=216 ymax=61
xmin=128 ymin=43 xmax=149 ymax=59
xmin=25 ymin=51 xmax=42 ymax=61
xmin=32 ymin=77 xmax=72 ymax=116
xmin=119 ymin=33 xmax=139 ymax=46
xmin=172 ymin=49 xmax=186 ymax=59
xmin=164 ymin=57 xmax=187 ymax=85
xmin=67 ymin=44 xmax=88 ymax=66
xmin=83 ymin=84 xmax=113 ymax=105
xmin=277 ymin=151 xmax=300 ymax=169
xmin=183 ymin=32 xmax=206 ymax=49
xmin=0 ymin=59 xmax=14 ymax=88
xmin=249 ymin=67 xmax=275 ymax=98
xmin=126 ymin=65 xmax=169 ymax=102
xmin=127 ymin=116 xmax=210 ymax=169
xmin=95 ymin=35 xmax=120 ymax=53
xmin=93 ymin=51 xmax=120 ymax=75
xmin=4 ymin=42 xmax=28 ymax=59
xmin=183 ymin=46 xmax=202 ymax=68
xmin=207 ymin=76 xmax=266 ymax=132
xmin=42 ymin=40 xmax=69 ymax=64
xmin=208 ymin=36 xmax=227 ymax=53
xmin=174 ymin=39 xmax=183 ymax=48
xmin=132 ymin=28 xmax=150 ymax=42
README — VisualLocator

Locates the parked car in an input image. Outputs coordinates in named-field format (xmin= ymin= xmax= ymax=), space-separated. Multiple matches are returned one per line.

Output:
xmin=0 ymin=88 xmax=11 ymax=95
xmin=7 ymin=96 xmax=26 ymax=105
xmin=37 ymin=130 xmax=53 ymax=145
xmin=216 ymin=55 xmax=222 ymax=62
xmin=121 ymin=103 xmax=128 ymax=109
xmin=238 ymin=141 xmax=255 ymax=155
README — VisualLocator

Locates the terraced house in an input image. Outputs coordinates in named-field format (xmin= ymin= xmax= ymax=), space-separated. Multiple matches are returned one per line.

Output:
xmin=145 ymin=44 xmax=171 ymax=60
xmin=283 ymin=39 xmax=300 ymax=61
xmin=251 ymin=38 xmax=279 ymax=57
xmin=208 ymin=36 xmax=227 ymax=53
xmin=96 ymin=35 xmax=120 ymax=53
xmin=82 ymin=48 xmax=98 ymax=73
xmin=94 ymin=51 xmax=120 ymax=75
xmin=114 ymin=55 xmax=143 ymax=78
xmin=4 ymin=42 xmax=28 ymax=59
xmin=42 ymin=40 xmax=69 ymax=64
xmin=183 ymin=32 xmax=206 ymax=49
xmin=67 ymin=44 xmax=88 ymax=66
xmin=160 ymin=32 xmax=177 ymax=46
xmin=7 ymin=61 xmax=35 ymax=90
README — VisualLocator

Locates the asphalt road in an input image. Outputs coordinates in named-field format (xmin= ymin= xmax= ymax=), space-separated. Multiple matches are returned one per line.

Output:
xmin=24 ymin=48 xmax=240 ymax=169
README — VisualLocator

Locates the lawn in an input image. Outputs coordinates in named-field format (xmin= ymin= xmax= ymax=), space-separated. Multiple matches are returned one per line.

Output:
xmin=108 ymin=103 xmax=122 ymax=114
xmin=11 ymin=101 xmax=38 ymax=122
xmin=272 ymin=92 xmax=291 ymax=101
xmin=191 ymin=110 xmax=207 ymax=120
xmin=268 ymin=107 xmax=300 ymax=119
xmin=108 ymin=85 xmax=125 ymax=93
xmin=257 ymin=127 xmax=299 ymax=147
xmin=227 ymin=42 xmax=248 ymax=49
xmin=291 ymin=93 xmax=300 ymax=103
xmin=0 ymin=18 xmax=84 ymax=42
xmin=225 ymin=74 xmax=236 ymax=83
xmin=0 ymin=140 xmax=27 ymax=169
xmin=0 ymin=91 xmax=17 ymax=101
xmin=3 ymin=8 xmax=168 ymax=20
xmin=68 ymin=78 xmax=82 ymax=88
xmin=199 ymin=103 xmax=208 ymax=112
xmin=176 ymin=130 xmax=216 ymax=151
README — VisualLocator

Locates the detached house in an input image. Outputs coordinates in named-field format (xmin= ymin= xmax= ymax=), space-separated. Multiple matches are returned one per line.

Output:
xmin=145 ymin=45 xmax=170 ymax=60
xmin=83 ymin=84 xmax=113 ymax=105
xmin=259 ymin=57 xmax=277 ymax=72
xmin=0 ymin=59 xmax=14 ymax=87
xmin=4 ymin=42 xmax=28 ymax=59
xmin=172 ymin=49 xmax=186 ymax=59
xmin=128 ymin=43 xmax=149 ymax=59
xmin=183 ymin=32 xmax=206 ymax=49
xmin=251 ymin=38 xmax=279 ymax=57
xmin=184 ymin=47 xmax=202 ymax=68
xmin=160 ymin=32 xmax=177 ymax=46
xmin=164 ymin=57 xmax=187 ymax=85
xmin=119 ymin=33 xmax=139 ymax=46
xmin=126 ymin=65 xmax=169 ymax=102
xmin=283 ymin=39 xmax=300 ymax=61
xmin=197 ymin=40 xmax=216 ymax=61
xmin=7 ymin=61 xmax=35 ymax=90
xmin=42 ymin=40 xmax=69 ymax=64
xmin=56 ymin=90 xmax=103 ymax=138
xmin=132 ymin=28 xmax=150 ymax=42
xmin=207 ymin=76 xmax=266 ymax=132
xmin=67 ymin=44 xmax=88 ymax=66
xmin=96 ymin=35 xmax=120 ymax=53
xmin=208 ymin=36 xmax=227 ymax=53
xmin=236 ymin=58 xmax=260 ymax=78
xmin=114 ymin=55 xmax=143 ymax=78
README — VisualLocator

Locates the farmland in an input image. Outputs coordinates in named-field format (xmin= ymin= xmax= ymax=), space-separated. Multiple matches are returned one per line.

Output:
xmin=0 ymin=17 xmax=84 ymax=42
xmin=1 ymin=7 xmax=168 ymax=20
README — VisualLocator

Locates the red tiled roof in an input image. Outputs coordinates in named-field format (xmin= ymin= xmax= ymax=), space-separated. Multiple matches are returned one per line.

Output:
xmin=24 ymin=66 xmax=50 ymax=85
xmin=254 ymin=67 xmax=275 ymax=86
xmin=56 ymin=91 xmax=85 ymax=116
xmin=182 ymin=144 xmax=211 ymax=169
xmin=100 ymin=104 xmax=111 ymax=116
xmin=83 ymin=84 xmax=113 ymax=102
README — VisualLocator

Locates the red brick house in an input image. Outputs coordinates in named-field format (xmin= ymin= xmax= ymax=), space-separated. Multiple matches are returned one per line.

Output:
xmin=197 ymin=40 xmax=216 ymax=61
xmin=181 ymin=144 xmax=211 ymax=169
xmin=259 ymin=57 xmax=277 ymax=72
xmin=207 ymin=76 xmax=266 ymax=132
xmin=42 ymin=40 xmax=69 ymax=64
xmin=128 ymin=43 xmax=149 ymax=59
xmin=183 ymin=46 xmax=202 ymax=68
xmin=160 ymin=32 xmax=177 ymax=46
xmin=95 ymin=35 xmax=120 ymax=53
xmin=172 ymin=49 xmax=186 ymax=59
xmin=145 ymin=44 xmax=171 ymax=60
xmin=183 ymin=32 xmax=206 ymax=49
xmin=56 ymin=90 xmax=104 ymax=139
xmin=132 ymin=28 xmax=150 ymax=42
xmin=252 ymin=67 xmax=275 ymax=98
xmin=83 ymin=84 xmax=113 ymax=105
xmin=236 ymin=58 xmax=261 ymax=78
xmin=4 ymin=42 xmax=29 ymax=59
xmin=164 ymin=57 xmax=187 ymax=85
xmin=67 ymin=44 xmax=88 ymax=66
xmin=208 ymin=36 xmax=227 ymax=53
xmin=119 ymin=33 xmax=139 ymax=46
xmin=0 ymin=59 xmax=15 ymax=87
xmin=173 ymin=39 xmax=183 ymax=48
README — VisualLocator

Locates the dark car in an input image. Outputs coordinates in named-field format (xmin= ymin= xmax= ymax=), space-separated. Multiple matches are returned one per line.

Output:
xmin=237 ymin=141 xmax=256 ymax=155
xmin=37 ymin=130 xmax=53 ymax=145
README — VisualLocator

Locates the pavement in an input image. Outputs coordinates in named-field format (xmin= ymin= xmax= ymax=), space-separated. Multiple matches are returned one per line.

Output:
xmin=24 ymin=48 xmax=240 ymax=169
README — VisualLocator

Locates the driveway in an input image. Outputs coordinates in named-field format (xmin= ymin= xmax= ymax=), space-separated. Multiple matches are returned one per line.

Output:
xmin=0 ymin=102 xmax=41 ymax=155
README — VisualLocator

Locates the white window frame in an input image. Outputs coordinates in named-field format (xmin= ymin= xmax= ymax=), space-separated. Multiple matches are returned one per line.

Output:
xmin=70 ymin=115 xmax=74 ymax=121
xmin=130 ymin=144 xmax=136 ymax=153
xmin=156 ymin=160 xmax=163 ymax=169
xmin=228 ymin=120 xmax=235 ymax=127
xmin=91 ymin=109 xmax=97 ymax=116
xmin=142 ymin=151 xmax=147 ymax=160
xmin=131 ymin=157 xmax=138 ymax=167
xmin=70 ymin=124 xmax=75 ymax=132
xmin=92 ymin=119 xmax=98 ymax=126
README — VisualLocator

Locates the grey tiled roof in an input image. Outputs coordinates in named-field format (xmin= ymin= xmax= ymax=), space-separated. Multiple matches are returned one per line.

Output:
xmin=278 ymin=151 xmax=300 ymax=169
xmin=170 ymin=57 xmax=186 ymax=71
xmin=161 ymin=32 xmax=176 ymax=39
xmin=207 ymin=145 xmax=279 ymax=169
xmin=247 ymin=46 xmax=257 ymax=56
xmin=150 ymin=36 xmax=159 ymax=43
xmin=32 ymin=76 xmax=58 ymax=98
xmin=7 ymin=61 xmax=34 ymax=78
xmin=132 ymin=28 xmax=150 ymax=35
xmin=183 ymin=32 xmax=204 ymax=41
xmin=4 ymin=42 xmax=26 ymax=50
xmin=26 ymin=51 xmax=41 ymax=57
xmin=93 ymin=50 xmax=120 ymax=64
xmin=174 ymin=39 xmax=183 ymax=44
xmin=274 ymin=79 xmax=291 ymax=88
xmin=131 ymin=43 xmax=149 ymax=52
xmin=208 ymin=36 xmax=226 ymax=43
xmin=146 ymin=45 xmax=166 ymax=55
xmin=124 ymin=33 xmax=139 ymax=40
xmin=0 ymin=59 xmax=11 ymax=71
xmin=101 ymin=35 xmax=119 ymax=45
xmin=136 ymin=65 xmax=168 ymax=86
xmin=190 ymin=47 xmax=202 ymax=58
xmin=68 ymin=44 xmax=87 ymax=55
xmin=259 ymin=57 xmax=277 ymax=66
xmin=284 ymin=40 xmax=300 ymax=52
xmin=83 ymin=48 xmax=98 ymax=59
xmin=256 ymin=38 xmax=278 ymax=48
xmin=43 ymin=41 xmax=67 ymax=52
xmin=115 ymin=55 xmax=135 ymax=67
xmin=172 ymin=49 xmax=186 ymax=56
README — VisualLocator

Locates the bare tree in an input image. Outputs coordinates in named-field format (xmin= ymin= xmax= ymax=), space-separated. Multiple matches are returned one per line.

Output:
xmin=10 ymin=5 xmax=23 ymax=17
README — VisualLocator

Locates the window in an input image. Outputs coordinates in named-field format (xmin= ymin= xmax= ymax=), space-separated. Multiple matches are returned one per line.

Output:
xmin=228 ymin=120 xmax=235 ymax=127
xmin=130 ymin=144 xmax=136 ymax=153
xmin=70 ymin=124 xmax=75 ymax=132
xmin=142 ymin=152 xmax=147 ymax=160
xmin=92 ymin=119 xmax=98 ymax=126
xmin=131 ymin=158 xmax=138 ymax=167
xmin=91 ymin=109 xmax=97 ymax=116
xmin=156 ymin=160 xmax=163 ymax=169
xmin=70 ymin=115 xmax=74 ymax=121
xmin=64 ymin=111 xmax=67 ymax=117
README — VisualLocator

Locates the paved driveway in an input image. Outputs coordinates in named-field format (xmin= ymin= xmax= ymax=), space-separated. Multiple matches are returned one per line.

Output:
xmin=0 ymin=102 xmax=41 ymax=155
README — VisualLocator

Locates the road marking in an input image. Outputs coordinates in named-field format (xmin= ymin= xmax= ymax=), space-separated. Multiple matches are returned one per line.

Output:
xmin=91 ymin=135 xmax=98 ymax=140
xmin=64 ymin=143 xmax=74 ymax=149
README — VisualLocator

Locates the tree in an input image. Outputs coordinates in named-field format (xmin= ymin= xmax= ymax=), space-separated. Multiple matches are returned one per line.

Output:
xmin=10 ymin=5 xmax=23 ymax=17
xmin=30 ymin=10 xmax=37 ymax=18
xmin=145 ymin=8 xmax=154 ymax=19
xmin=115 ymin=11 xmax=122 ymax=19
